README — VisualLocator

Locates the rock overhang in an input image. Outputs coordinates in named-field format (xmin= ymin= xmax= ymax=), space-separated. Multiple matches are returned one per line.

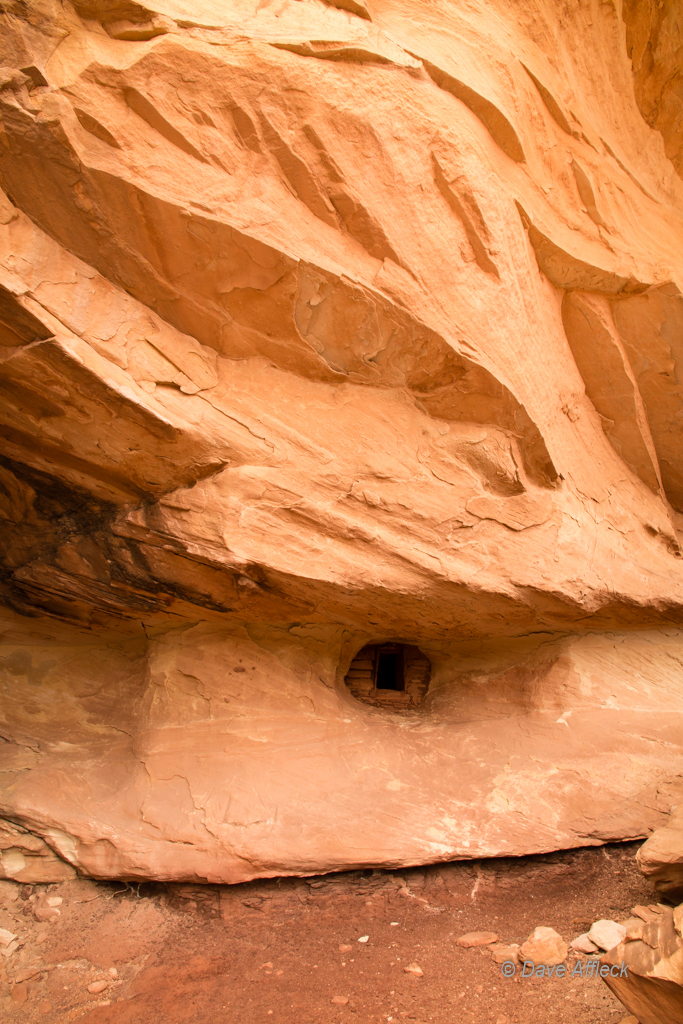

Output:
xmin=0 ymin=0 xmax=683 ymax=883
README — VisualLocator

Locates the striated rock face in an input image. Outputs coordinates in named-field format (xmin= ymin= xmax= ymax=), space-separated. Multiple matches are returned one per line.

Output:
xmin=1 ymin=0 xmax=683 ymax=882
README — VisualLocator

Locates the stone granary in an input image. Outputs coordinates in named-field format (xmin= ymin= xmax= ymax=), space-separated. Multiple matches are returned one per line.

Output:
xmin=1 ymin=0 xmax=683 ymax=884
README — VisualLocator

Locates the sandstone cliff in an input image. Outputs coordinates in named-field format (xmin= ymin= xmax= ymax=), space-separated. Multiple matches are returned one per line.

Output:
xmin=1 ymin=0 xmax=683 ymax=883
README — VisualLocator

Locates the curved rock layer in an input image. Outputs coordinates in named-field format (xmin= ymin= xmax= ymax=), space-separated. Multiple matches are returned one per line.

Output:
xmin=1 ymin=0 xmax=683 ymax=882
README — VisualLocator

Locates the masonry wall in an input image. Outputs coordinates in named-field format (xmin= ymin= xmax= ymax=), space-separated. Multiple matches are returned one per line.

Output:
xmin=344 ymin=644 xmax=431 ymax=711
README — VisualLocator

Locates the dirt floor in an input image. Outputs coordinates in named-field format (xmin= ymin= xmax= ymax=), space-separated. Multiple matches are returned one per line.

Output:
xmin=0 ymin=840 xmax=660 ymax=1024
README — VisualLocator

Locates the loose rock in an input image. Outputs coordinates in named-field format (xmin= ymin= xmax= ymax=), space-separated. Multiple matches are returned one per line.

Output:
xmin=632 ymin=904 xmax=670 ymax=933
xmin=570 ymin=933 xmax=599 ymax=954
xmin=588 ymin=919 xmax=627 ymax=952
xmin=15 ymin=966 xmax=43 ymax=983
xmin=456 ymin=931 xmax=499 ymax=948
xmin=489 ymin=943 xmax=520 ymax=964
xmin=331 ymin=995 xmax=349 ymax=1005
xmin=87 ymin=980 xmax=109 ymax=994
xmin=11 ymin=983 xmax=27 ymax=1004
xmin=32 ymin=904 xmax=60 ymax=923
xmin=636 ymin=806 xmax=683 ymax=901
xmin=403 ymin=963 xmax=423 ymax=977
xmin=519 ymin=927 xmax=568 ymax=966
xmin=0 ymin=882 xmax=19 ymax=903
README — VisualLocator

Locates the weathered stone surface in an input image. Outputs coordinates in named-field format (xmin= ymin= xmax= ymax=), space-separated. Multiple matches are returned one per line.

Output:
xmin=0 ymin=819 xmax=76 ymax=883
xmin=0 ymin=1 xmax=682 ymax=883
xmin=570 ymin=933 xmax=599 ymax=954
xmin=589 ymin=919 xmax=627 ymax=953
xmin=637 ymin=808 xmax=683 ymax=902
xmin=519 ymin=927 xmax=568 ymax=967
xmin=601 ymin=903 xmax=683 ymax=1024
xmin=623 ymin=1 xmax=683 ymax=179
xmin=489 ymin=943 xmax=520 ymax=965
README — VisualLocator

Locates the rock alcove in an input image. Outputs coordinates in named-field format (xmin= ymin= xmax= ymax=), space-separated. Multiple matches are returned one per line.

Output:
xmin=344 ymin=643 xmax=431 ymax=711
xmin=0 ymin=0 xmax=683 ymax=889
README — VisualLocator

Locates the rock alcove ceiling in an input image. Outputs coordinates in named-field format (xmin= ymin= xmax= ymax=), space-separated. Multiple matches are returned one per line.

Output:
xmin=0 ymin=0 xmax=683 ymax=885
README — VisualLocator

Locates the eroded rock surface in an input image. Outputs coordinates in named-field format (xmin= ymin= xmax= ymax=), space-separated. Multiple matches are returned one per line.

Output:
xmin=1 ymin=0 xmax=683 ymax=882
xmin=638 ymin=807 xmax=683 ymax=902
xmin=601 ymin=903 xmax=683 ymax=1024
xmin=623 ymin=0 xmax=683 ymax=179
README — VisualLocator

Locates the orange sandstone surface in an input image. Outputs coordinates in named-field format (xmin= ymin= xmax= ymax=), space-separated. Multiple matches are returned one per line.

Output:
xmin=0 ymin=0 xmax=683 ymax=884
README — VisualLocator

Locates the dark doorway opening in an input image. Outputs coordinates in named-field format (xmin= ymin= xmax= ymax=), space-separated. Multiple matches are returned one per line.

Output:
xmin=375 ymin=648 xmax=404 ymax=690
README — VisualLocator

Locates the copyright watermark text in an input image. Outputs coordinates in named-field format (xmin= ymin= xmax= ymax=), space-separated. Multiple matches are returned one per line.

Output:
xmin=500 ymin=960 xmax=628 ymax=979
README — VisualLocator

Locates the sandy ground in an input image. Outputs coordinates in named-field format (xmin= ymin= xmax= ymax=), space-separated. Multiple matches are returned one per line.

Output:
xmin=0 ymin=841 xmax=656 ymax=1023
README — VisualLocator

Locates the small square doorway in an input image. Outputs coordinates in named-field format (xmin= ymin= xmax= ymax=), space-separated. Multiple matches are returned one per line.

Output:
xmin=375 ymin=647 xmax=404 ymax=690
